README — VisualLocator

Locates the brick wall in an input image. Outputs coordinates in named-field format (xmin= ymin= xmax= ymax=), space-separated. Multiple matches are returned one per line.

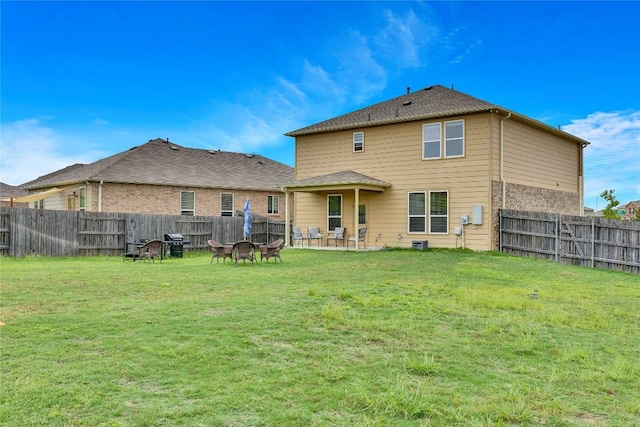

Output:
xmin=490 ymin=181 xmax=581 ymax=249
xmin=94 ymin=183 xmax=291 ymax=221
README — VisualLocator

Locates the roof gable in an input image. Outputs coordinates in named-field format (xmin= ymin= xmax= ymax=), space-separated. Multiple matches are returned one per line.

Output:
xmin=286 ymin=85 xmax=494 ymax=136
xmin=285 ymin=85 xmax=590 ymax=146
xmin=22 ymin=138 xmax=293 ymax=191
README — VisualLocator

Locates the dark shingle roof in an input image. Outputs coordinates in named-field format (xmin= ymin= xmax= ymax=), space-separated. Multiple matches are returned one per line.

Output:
xmin=286 ymin=85 xmax=494 ymax=136
xmin=0 ymin=182 xmax=28 ymax=198
xmin=285 ymin=85 xmax=590 ymax=147
xmin=284 ymin=170 xmax=391 ymax=190
xmin=21 ymin=139 xmax=293 ymax=191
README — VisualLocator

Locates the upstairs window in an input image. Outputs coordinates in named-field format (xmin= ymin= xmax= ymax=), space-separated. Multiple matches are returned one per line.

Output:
xmin=353 ymin=132 xmax=364 ymax=152
xmin=180 ymin=191 xmax=195 ymax=216
xmin=422 ymin=120 xmax=465 ymax=159
xmin=445 ymin=120 xmax=464 ymax=157
xmin=422 ymin=123 xmax=441 ymax=159
xmin=268 ymin=195 xmax=279 ymax=215
xmin=221 ymin=193 xmax=234 ymax=216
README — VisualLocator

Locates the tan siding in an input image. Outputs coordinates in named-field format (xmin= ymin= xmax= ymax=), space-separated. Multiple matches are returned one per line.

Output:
xmin=502 ymin=120 xmax=579 ymax=193
xmin=294 ymin=113 xmax=494 ymax=250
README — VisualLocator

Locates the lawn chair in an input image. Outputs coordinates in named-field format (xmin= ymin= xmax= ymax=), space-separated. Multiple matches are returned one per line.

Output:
xmin=326 ymin=227 xmax=346 ymax=247
xmin=137 ymin=239 xmax=164 ymax=263
xmin=308 ymin=226 xmax=324 ymax=246
xmin=292 ymin=227 xmax=307 ymax=246
xmin=233 ymin=241 xmax=255 ymax=266
xmin=208 ymin=240 xmax=233 ymax=264
xmin=260 ymin=239 xmax=284 ymax=263
xmin=347 ymin=227 xmax=367 ymax=249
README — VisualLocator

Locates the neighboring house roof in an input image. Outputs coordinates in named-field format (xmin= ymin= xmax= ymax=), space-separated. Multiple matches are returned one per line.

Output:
xmin=21 ymin=138 xmax=294 ymax=191
xmin=286 ymin=85 xmax=590 ymax=146
xmin=283 ymin=170 xmax=391 ymax=192
xmin=0 ymin=182 xmax=28 ymax=200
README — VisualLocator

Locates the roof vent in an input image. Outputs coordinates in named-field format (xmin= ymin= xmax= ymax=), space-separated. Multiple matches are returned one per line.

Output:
xmin=406 ymin=86 xmax=410 ymax=94
xmin=208 ymin=150 xmax=217 ymax=154
xmin=402 ymin=101 xmax=412 ymax=106
xmin=169 ymin=145 xmax=179 ymax=150
xmin=424 ymin=86 xmax=433 ymax=91
xmin=257 ymin=160 xmax=264 ymax=165
xmin=244 ymin=154 xmax=254 ymax=158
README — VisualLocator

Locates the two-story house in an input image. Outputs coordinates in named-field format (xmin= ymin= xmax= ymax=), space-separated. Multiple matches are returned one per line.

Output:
xmin=19 ymin=138 xmax=294 ymax=220
xmin=282 ymin=85 xmax=590 ymax=250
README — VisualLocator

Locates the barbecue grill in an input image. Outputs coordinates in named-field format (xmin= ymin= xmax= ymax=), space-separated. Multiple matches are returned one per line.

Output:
xmin=164 ymin=233 xmax=184 ymax=258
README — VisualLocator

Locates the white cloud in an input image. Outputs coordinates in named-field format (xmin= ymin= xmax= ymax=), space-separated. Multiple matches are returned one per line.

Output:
xmin=0 ymin=118 xmax=97 ymax=185
xmin=563 ymin=110 xmax=640 ymax=204
xmin=376 ymin=9 xmax=437 ymax=68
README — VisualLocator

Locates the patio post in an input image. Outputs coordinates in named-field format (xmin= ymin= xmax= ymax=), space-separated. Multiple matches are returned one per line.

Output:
xmin=354 ymin=188 xmax=360 ymax=250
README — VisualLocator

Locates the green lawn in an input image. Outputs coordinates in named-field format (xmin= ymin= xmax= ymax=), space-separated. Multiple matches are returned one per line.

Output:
xmin=1 ymin=249 xmax=638 ymax=426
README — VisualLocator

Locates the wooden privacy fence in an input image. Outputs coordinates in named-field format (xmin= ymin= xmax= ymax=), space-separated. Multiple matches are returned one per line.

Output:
xmin=0 ymin=207 xmax=288 ymax=257
xmin=499 ymin=209 xmax=640 ymax=273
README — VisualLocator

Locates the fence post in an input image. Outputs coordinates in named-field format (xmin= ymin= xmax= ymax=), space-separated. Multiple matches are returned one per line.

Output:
xmin=591 ymin=218 xmax=595 ymax=268
xmin=499 ymin=210 xmax=503 ymax=252
xmin=555 ymin=213 xmax=559 ymax=263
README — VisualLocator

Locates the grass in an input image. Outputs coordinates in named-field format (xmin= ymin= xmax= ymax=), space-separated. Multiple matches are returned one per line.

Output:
xmin=1 ymin=248 xmax=638 ymax=426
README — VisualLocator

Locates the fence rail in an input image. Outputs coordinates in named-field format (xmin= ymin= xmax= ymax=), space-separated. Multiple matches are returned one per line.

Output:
xmin=499 ymin=209 xmax=640 ymax=274
xmin=0 ymin=207 xmax=287 ymax=257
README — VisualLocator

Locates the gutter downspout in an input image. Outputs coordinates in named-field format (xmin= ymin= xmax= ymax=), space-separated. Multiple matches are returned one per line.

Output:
xmin=98 ymin=180 xmax=103 ymax=212
xmin=579 ymin=143 xmax=587 ymax=216
xmin=282 ymin=187 xmax=290 ymax=247
xmin=500 ymin=112 xmax=512 ymax=209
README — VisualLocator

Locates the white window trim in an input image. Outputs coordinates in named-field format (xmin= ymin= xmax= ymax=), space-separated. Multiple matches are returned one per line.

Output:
xmin=422 ymin=123 xmax=441 ymax=160
xmin=429 ymin=190 xmax=449 ymax=234
xmin=353 ymin=131 xmax=364 ymax=152
xmin=180 ymin=190 xmax=196 ymax=216
xmin=444 ymin=119 xmax=465 ymax=158
xmin=327 ymin=194 xmax=343 ymax=231
xmin=221 ymin=193 xmax=234 ymax=216
xmin=268 ymin=195 xmax=279 ymax=215
xmin=407 ymin=191 xmax=426 ymax=234
xmin=78 ymin=186 xmax=86 ymax=211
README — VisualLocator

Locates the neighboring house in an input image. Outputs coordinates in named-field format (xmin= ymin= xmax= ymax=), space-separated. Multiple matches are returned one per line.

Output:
xmin=0 ymin=182 xmax=28 ymax=207
xmin=282 ymin=85 xmax=590 ymax=250
xmin=19 ymin=138 xmax=294 ymax=220
xmin=620 ymin=200 xmax=640 ymax=220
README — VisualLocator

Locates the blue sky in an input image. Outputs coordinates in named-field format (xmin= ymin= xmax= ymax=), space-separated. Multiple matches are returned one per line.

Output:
xmin=1 ymin=1 xmax=639 ymax=207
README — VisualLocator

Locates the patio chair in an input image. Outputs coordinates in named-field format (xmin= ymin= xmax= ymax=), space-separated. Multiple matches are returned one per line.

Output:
xmin=347 ymin=227 xmax=367 ymax=249
xmin=326 ymin=227 xmax=346 ymax=247
xmin=208 ymin=240 xmax=233 ymax=264
xmin=260 ymin=239 xmax=284 ymax=263
xmin=292 ymin=227 xmax=307 ymax=246
xmin=233 ymin=240 xmax=255 ymax=266
xmin=137 ymin=239 xmax=164 ymax=263
xmin=308 ymin=226 xmax=324 ymax=246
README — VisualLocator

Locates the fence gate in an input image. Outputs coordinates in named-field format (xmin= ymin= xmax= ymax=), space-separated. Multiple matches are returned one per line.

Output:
xmin=499 ymin=209 xmax=640 ymax=274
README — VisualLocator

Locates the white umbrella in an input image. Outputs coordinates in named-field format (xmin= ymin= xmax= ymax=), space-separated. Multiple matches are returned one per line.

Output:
xmin=243 ymin=198 xmax=251 ymax=240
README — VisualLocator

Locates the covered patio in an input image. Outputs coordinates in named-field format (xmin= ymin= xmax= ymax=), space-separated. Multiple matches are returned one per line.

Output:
xmin=280 ymin=170 xmax=391 ymax=250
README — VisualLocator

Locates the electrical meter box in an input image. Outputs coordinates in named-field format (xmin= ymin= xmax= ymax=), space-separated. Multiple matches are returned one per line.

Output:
xmin=460 ymin=215 xmax=469 ymax=225
xmin=472 ymin=205 xmax=483 ymax=225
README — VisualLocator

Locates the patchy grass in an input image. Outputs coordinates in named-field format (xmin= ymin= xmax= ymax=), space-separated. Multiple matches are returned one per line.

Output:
xmin=1 ymin=249 xmax=638 ymax=426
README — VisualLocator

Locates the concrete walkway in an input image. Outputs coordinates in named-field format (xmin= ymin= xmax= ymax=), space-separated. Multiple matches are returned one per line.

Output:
xmin=286 ymin=243 xmax=385 ymax=252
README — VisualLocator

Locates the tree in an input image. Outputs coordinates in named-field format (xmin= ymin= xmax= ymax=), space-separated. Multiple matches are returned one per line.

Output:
xmin=600 ymin=189 xmax=621 ymax=219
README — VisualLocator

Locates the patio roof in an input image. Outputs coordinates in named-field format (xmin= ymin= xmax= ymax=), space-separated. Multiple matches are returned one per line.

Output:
xmin=280 ymin=170 xmax=391 ymax=192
